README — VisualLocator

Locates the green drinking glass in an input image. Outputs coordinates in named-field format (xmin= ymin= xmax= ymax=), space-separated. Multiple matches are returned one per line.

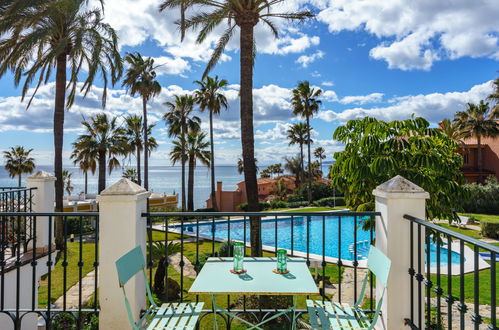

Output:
xmin=233 ymin=242 xmax=245 ymax=273
xmin=277 ymin=249 xmax=287 ymax=273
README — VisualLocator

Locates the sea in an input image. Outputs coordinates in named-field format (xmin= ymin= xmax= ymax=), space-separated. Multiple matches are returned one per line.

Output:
xmin=0 ymin=165 xmax=244 ymax=210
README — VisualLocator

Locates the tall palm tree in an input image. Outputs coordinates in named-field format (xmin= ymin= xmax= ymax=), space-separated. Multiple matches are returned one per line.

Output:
xmin=292 ymin=81 xmax=322 ymax=204
xmin=487 ymin=77 xmax=499 ymax=118
xmin=72 ymin=114 xmax=128 ymax=193
xmin=194 ymin=76 xmax=229 ymax=211
xmin=3 ymin=146 xmax=35 ymax=187
xmin=62 ymin=169 xmax=74 ymax=196
xmin=454 ymin=101 xmax=499 ymax=183
xmin=164 ymin=95 xmax=201 ymax=211
xmin=284 ymin=155 xmax=302 ymax=186
xmin=122 ymin=114 xmax=158 ymax=185
xmin=123 ymin=52 xmax=162 ymax=190
xmin=171 ymin=130 xmax=211 ymax=211
xmin=122 ymin=168 xmax=138 ymax=183
xmin=159 ymin=0 xmax=313 ymax=257
xmin=70 ymin=149 xmax=96 ymax=195
xmin=0 ymin=0 xmax=122 ymax=248
xmin=287 ymin=122 xmax=308 ymax=186
xmin=314 ymin=147 xmax=326 ymax=175
xmin=440 ymin=118 xmax=464 ymax=143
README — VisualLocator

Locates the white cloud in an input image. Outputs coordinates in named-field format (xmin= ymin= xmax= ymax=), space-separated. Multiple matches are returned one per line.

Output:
xmin=322 ymin=81 xmax=334 ymax=87
xmin=316 ymin=0 xmax=499 ymax=70
xmin=152 ymin=56 xmax=191 ymax=76
xmin=340 ymin=93 xmax=384 ymax=105
xmin=317 ymin=81 xmax=493 ymax=124
xmin=296 ymin=50 xmax=325 ymax=67
xmin=322 ymin=90 xmax=339 ymax=102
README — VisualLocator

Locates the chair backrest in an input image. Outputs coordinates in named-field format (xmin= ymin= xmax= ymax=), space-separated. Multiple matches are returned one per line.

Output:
xmin=116 ymin=246 xmax=146 ymax=287
xmin=367 ymin=245 xmax=391 ymax=287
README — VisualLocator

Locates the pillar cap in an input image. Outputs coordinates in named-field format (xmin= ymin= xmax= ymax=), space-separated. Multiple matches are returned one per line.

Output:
xmin=100 ymin=178 xmax=147 ymax=196
xmin=27 ymin=170 xmax=56 ymax=182
xmin=373 ymin=175 xmax=429 ymax=199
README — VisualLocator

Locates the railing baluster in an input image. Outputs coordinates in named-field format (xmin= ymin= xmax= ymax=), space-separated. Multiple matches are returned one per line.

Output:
xmin=195 ymin=215 xmax=199 ymax=304
xmin=78 ymin=216 xmax=84 ymax=328
xmin=459 ymin=240 xmax=465 ymax=329
xmin=1 ymin=215 xmax=5 ymax=310
xmin=31 ymin=215 xmax=37 ymax=311
xmin=473 ymin=245 xmax=480 ymax=329
xmin=274 ymin=215 xmax=278 ymax=255
xmin=180 ymin=215 xmax=184 ymax=301
xmin=490 ymin=252 xmax=496 ymax=330
xmin=322 ymin=215 xmax=326 ymax=303
xmin=425 ymin=234 xmax=431 ymax=328
xmin=417 ymin=223 xmax=422 ymax=329
xmin=63 ymin=216 xmax=68 ymax=311
xmin=447 ymin=234 xmax=453 ymax=329
xmin=15 ymin=215 xmax=21 ymax=327
xmin=306 ymin=215 xmax=310 ymax=267
xmin=409 ymin=220 xmax=414 ymax=325
xmin=338 ymin=215 xmax=342 ymax=304
xmin=353 ymin=215 xmax=358 ymax=304
xmin=47 ymin=215 xmax=53 ymax=327
xmin=369 ymin=215 xmax=374 ymax=312
xmin=94 ymin=215 xmax=99 ymax=312
xmin=165 ymin=215 xmax=169 ymax=303
xmin=290 ymin=216 xmax=294 ymax=257
xmin=436 ymin=232 xmax=442 ymax=330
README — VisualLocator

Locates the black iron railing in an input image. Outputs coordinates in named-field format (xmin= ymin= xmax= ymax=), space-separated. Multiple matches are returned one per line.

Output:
xmin=143 ymin=211 xmax=379 ymax=328
xmin=404 ymin=214 xmax=498 ymax=330
xmin=0 ymin=188 xmax=36 ymax=257
xmin=0 ymin=212 xmax=99 ymax=330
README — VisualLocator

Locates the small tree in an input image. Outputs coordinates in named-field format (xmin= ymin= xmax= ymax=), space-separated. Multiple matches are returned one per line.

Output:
xmin=331 ymin=116 xmax=465 ymax=221
xmin=3 ymin=146 xmax=35 ymax=187
xmin=148 ymin=241 xmax=181 ymax=294
xmin=62 ymin=170 xmax=74 ymax=196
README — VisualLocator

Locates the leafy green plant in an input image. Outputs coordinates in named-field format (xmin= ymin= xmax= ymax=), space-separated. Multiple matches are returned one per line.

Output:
xmin=331 ymin=116 xmax=464 ymax=221
xmin=148 ymin=241 xmax=181 ymax=294
xmin=295 ymin=181 xmax=336 ymax=202
xmin=461 ymin=176 xmax=499 ymax=214
xmin=313 ymin=197 xmax=345 ymax=207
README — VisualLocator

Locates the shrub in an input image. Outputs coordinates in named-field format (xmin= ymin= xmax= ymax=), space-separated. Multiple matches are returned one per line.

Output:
xmin=313 ymin=196 xmax=345 ymax=207
xmin=295 ymin=181 xmax=337 ymax=202
xmin=287 ymin=195 xmax=304 ymax=203
xmin=269 ymin=201 xmax=288 ymax=209
xmin=461 ymin=176 xmax=499 ymax=214
xmin=286 ymin=201 xmax=309 ymax=208
xmin=195 ymin=207 xmax=216 ymax=212
xmin=481 ymin=220 xmax=499 ymax=239
xmin=64 ymin=216 xmax=94 ymax=235
xmin=237 ymin=202 xmax=272 ymax=211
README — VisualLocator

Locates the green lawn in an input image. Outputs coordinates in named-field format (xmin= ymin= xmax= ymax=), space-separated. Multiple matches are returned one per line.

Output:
xmin=460 ymin=213 xmax=499 ymax=223
xmin=436 ymin=223 xmax=482 ymax=240
xmin=38 ymin=242 xmax=97 ymax=307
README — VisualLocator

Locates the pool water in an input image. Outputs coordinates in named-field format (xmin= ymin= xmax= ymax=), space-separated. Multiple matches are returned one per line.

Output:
xmin=174 ymin=216 xmax=462 ymax=266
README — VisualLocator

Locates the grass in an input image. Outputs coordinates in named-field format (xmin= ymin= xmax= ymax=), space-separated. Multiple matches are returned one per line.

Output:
xmin=38 ymin=242 xmax=97 ymax=307
xmin=436 ymin=223 xmax=483 ymax=240
xmin=460 ymin=213 xmax=499 ymax=223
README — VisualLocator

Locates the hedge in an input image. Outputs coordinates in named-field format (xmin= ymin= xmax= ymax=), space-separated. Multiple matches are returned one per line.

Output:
xmin=461 ymin=177 xmax=499 ymax=214
xmin=313 ymin=197 xmax=345 ymax=207
xmin=481 ymin=220 xmax=499 ymax=239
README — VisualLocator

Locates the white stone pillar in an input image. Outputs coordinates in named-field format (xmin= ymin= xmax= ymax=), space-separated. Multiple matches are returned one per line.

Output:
xmin=373 ymin=175 xmax=429 ymax=330
xmin=26 ymin=170 xmax=56 ymax=251
xmin=97 ymin=179 xmax=150 ymax=330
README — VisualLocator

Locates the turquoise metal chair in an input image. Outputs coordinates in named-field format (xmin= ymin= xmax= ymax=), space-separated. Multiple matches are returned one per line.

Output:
xmin=115 ymin=246 xmax=204 ymax=330
xmin=306 ymin=245 xmax=391 ymax=329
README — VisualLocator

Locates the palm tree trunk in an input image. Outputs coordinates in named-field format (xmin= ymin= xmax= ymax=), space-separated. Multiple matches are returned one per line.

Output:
xmin=306 ymin=116 xmax=312 ymax=204
xmin=240 ymin=20 xmax=261 ymax=257
xmin=137 ymin=147 xmax=141 ymax=185
xmin=54 ymin=53 xmax=67 ymax=250
xmin=181 ymin=123 xmax=186 ymax=212
xmin=187 ymin=156 xmax=195 ymax=211
xmin=98 ymin=149 xmax=106 ymax=193
xmin=300 ymin=143 xmax=304 ymax=187
xmin=18 ymin=174 xmax=21 ymax=187
xmin=477 ymin=134 xmax=483 ymax=183
xmin=143 ymin=95 xmax=149 ymax=190
xmin=84 ymin=171 xmax=88 ymax=195
xmin=209 ymin=111 xmax=218 ymax=210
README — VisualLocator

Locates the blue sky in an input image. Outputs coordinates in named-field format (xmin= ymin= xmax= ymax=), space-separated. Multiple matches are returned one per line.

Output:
xmin=0 ymin=0 xmax=498 ymax=166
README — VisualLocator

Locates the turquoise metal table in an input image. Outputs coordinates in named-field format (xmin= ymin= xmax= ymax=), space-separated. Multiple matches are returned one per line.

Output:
xmin=188 ymin=257 xmax=319 ymax=329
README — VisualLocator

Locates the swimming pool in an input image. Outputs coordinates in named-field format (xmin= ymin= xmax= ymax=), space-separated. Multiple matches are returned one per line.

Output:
xmin=173 ymin=215 xmax=462 ymax=266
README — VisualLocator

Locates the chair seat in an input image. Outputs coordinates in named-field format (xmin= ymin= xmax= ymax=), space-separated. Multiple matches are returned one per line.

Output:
xmin=306 ymin=300 xmax=371 ymax=329
xmin=146 ymin=302 xmax=204 ymax=330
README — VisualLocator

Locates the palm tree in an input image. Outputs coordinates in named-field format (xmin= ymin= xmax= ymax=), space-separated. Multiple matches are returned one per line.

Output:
xmin=149 ymin=241 xmax=181 ymax=294
xmin=164 ymin=95 xmax=201 ymax=211
xmin=159 ymin=0 xmax=313 ymax=257
xmin=194 ymin=76 xmax=229 ymax=211
xmin=487 ymin=77 xmax=499 ymax=118
xmin=284 ymin=155 xmax=302 ymax=186
xmin=0 ymin=1 xmax=122 ymax=249
xmin=440 ymin=118 xmax=464 ymax=143
xmin=62 ymin=170 xmax=74 ymax=196
xmin=123 ymin=115 xmax=158 ymax=185
xmin=292 ymin=81 xmax=322 ymax=204
xmin=287 ymin=122 xmax=309 ymax=187
xmin=70 ymin=149 xmax=96 ymax=195
xmin=454 ymin=101 xmax=499 ymax=183
xmin=237 ymin=157 xmax=258 ymax=175
xmin=171 ymin=131 xmax=210 ymax=211
xmin=3 ymin=146 xmax=35 ymax=187
xmin=314 ymin=147 xmax=326 ymax=176
xmin=72 ymin=114 xmax=128 ymax=193
xmin=123 ymin=52 xmax=162 ymax=190
xmin=122 ymin=168 xmax=138 ymax=183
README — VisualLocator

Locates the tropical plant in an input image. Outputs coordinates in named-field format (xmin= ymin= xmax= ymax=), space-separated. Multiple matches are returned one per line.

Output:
xmin=487 ymin=77 xmax=499 ymax=118
xmin=62 ymin=169 xmax=74 ymax=196
xmin=260 ymin=168 xmax=271 ymax=178
xmin=164 ymin=94 xmax=201 ymax=211
xmin=122 ymin=114 xmax=158 ymax=185
xmin=0 ymin=0 xmax=122 ymax=250
xmin=454 ymin=101 xmax=499 ymax=183
xmin=439 ymin=118 xmax=464 ymax=143
xmin=237 ymin=157 xmax=258 ymax=175
xmin=159 ymin=0 xmax=313 ymax=257
xmin=284 ymin=155 xmax=302 ymax=187
xmin=287 ymin=122 xmax=309 ymax=185
xmin=331 ymin=116 xmax=465 ymax=221
xmin=291 ymin=81 xmax=322 ymax=204
xmin=3 ymin=146 xmax=35 ymax=187
xmin=270 ymin=178 xmax=288 ymax=202
xmin=194 ymin=75 xmax=229 ymax=211
xmin=123 ymin=52 xmax=162 ymax=190
xmin=70 ymin=150 xmax=96 ymax=195
xmin=314 ymin=147 xmax=326 ymax=174
xmin=122 ymin=168 xmax=138 ymax=183
xmin=170 ymin=130 xmax=210 ymax=211
xmin=148 ymin=241 xmax=181 ymax=294
xmin=72 ymin=114 xmax=128 ymax=193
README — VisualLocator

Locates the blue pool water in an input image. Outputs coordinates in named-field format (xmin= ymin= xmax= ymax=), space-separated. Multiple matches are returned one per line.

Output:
xmin=173 ymin=216 xmax=462 ymax=266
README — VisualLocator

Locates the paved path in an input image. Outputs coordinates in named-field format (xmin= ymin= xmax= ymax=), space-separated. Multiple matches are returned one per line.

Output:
xmin=54 ymin=270 xmax=96 ymax=309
